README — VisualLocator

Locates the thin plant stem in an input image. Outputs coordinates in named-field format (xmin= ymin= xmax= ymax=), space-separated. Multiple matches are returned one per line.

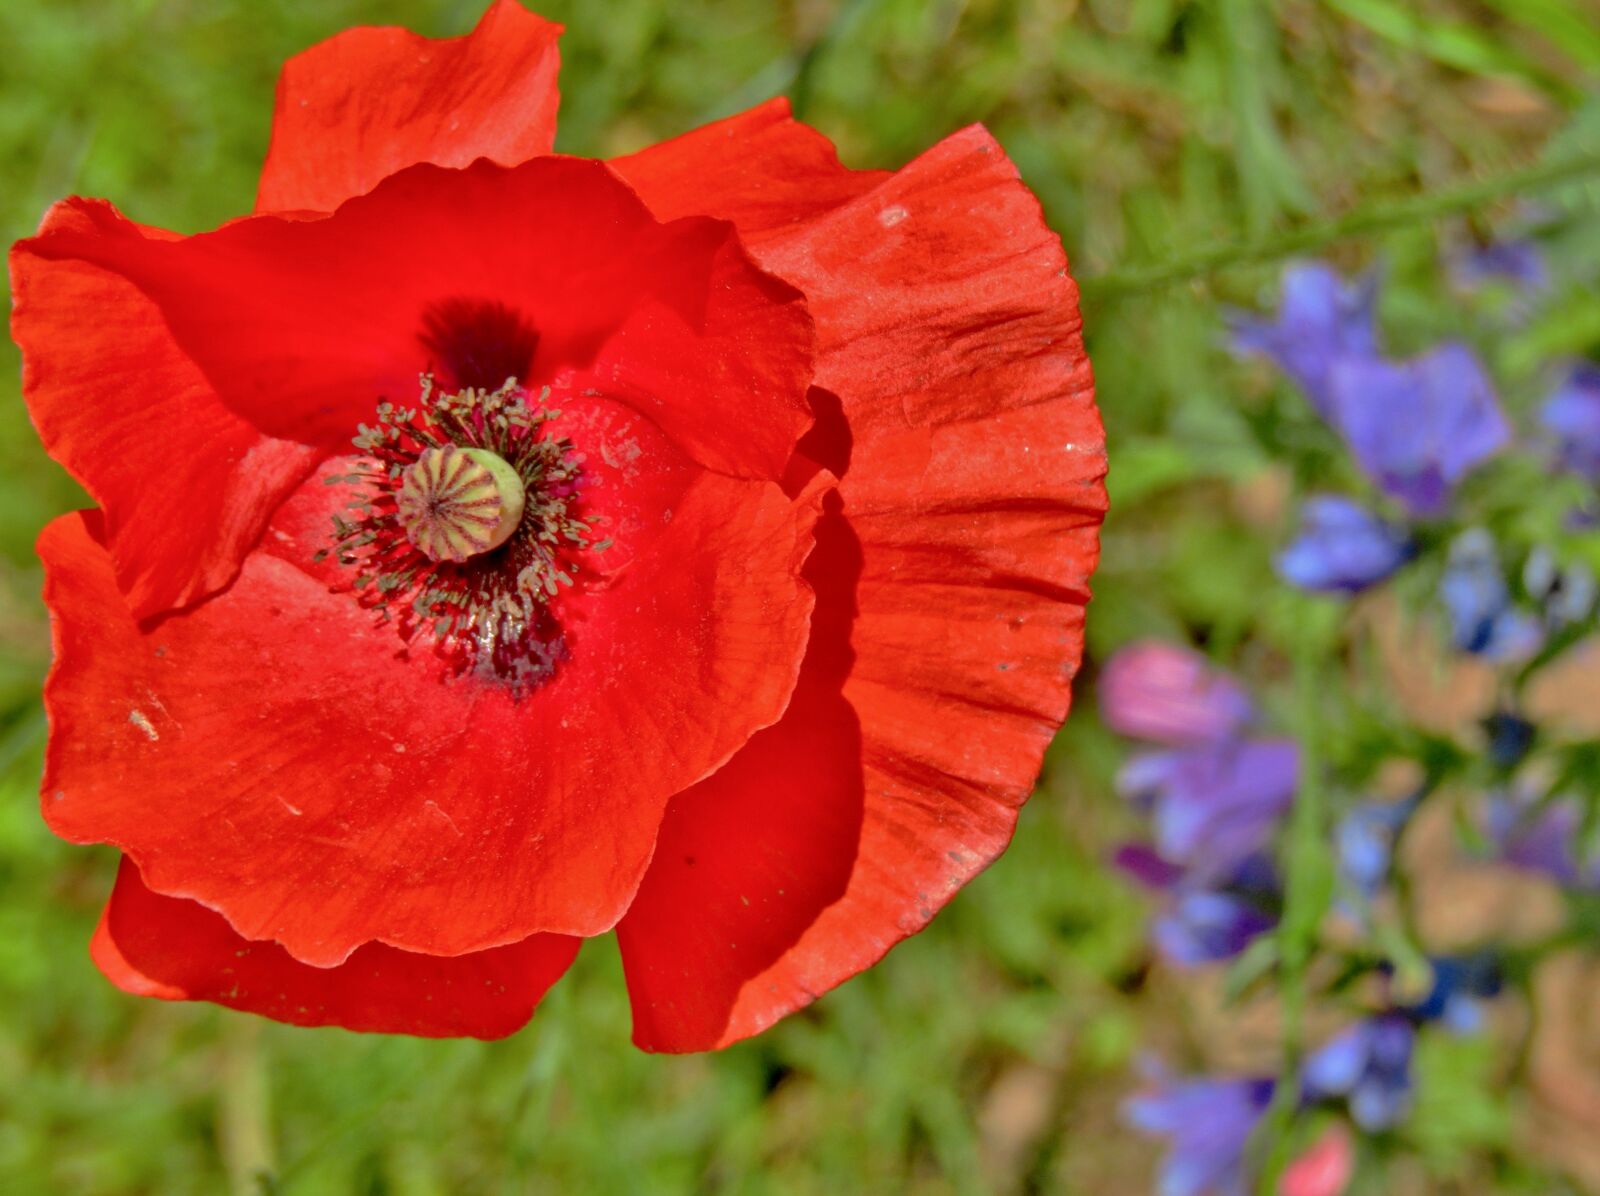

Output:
xmin=1083 ymin=151 xmax=1600 ymax=301
xmin=1255 ymin=622 xmax=1336 ymax=1193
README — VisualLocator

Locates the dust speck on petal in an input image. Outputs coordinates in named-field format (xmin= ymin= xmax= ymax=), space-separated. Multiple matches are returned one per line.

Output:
xmin=424 ymin=799 xmax=464 ymax=838
xmin=878 ymin=204 xmax=909 ymax=227
xmin=128 ymin=710 xmax=158 ymax=741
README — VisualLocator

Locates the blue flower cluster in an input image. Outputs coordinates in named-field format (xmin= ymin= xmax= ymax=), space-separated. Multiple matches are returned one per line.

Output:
xmin=1107 ymin=251 xmax=1600 ymax=1195
xmin=1232 ymin=258 xmax=1600 ymax=657
xmin=1126 ymin=955 xmax=1500 ymax=1196
xmin=1333 ymin=793 xmax=1417 ymax=909
xmin=1231 ymin=263 xmax=1506 ymax=592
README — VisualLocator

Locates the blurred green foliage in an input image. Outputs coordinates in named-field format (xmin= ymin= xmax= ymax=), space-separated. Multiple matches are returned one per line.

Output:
xmin=2 ymin=1 xmax=1598 ymax=1193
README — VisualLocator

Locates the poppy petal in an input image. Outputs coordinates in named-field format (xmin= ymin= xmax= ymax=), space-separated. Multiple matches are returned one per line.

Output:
xmin=617 ymin=674 xmax=863 ymax=1052
xmin=93 ymin=857 xmax=577 ymax=1038
xmin=9 ymin=202 xmax=320 ymax=618
xmin=617 ymin=496 xmax=862 ymax=1051
xmin=610 ymin=97 xmax=888 ymax=245
xmin=22 ymin=158 xmax=812 ymax=481
xmin=41 ymin=466 xmax=824 ymax=965
xmin=256 ymin=0 xmax=562 ymax=215
xmin=617 ymin=127 xmax=1103 ymax=1051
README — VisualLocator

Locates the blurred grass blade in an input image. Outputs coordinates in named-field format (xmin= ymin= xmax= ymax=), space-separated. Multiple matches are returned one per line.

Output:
xmin=1218 ymin=0 xmax=1314 ymax=236
xmin=1478 ymin=0 xmax=1600 ymax=72
xmin=1083 ymin=147 xmax=1600 ymax=298
xmin=1323 ymin=0 xmax=1579 ymax=101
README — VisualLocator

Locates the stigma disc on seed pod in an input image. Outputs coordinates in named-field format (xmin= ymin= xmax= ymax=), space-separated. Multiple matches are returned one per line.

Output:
xmin=396 ymin=444 xmax=526 ymax=562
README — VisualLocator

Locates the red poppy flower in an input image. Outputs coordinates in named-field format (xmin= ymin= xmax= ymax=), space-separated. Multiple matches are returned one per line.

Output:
xmin=11 ymin=1 xmax=1104 ymax=1050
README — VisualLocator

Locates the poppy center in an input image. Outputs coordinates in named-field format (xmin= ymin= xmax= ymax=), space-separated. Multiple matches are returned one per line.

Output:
xmin=318 ymin=375 xmax=603 ymax=689
xmin=397 ymin=445 xmax=526 ymax=562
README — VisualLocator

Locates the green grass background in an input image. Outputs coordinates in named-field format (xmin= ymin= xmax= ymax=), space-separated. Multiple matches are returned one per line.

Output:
xmin=2 ymin=1 xmax=1598 ymax=1193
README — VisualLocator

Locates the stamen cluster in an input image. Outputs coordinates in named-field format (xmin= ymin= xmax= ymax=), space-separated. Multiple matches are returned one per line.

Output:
xmin=319 ymin=375 xmax=604 ymax=686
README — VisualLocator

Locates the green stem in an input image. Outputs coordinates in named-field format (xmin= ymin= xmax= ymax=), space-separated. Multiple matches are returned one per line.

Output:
xmin=1256 ymin=620 xmax=1337 ymax=1194
xmin=1082 ymin=151 xmax=1600 ymax=301
xmin=218 ymin=1017 xmax=276 ymax=1196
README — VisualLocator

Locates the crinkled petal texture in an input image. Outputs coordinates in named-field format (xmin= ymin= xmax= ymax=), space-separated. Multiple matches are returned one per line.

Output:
xmin=9 ymin=203 xmax=323 ymax=617
xmin=615 ymin=123 xmax=1105 ymax=1051
xmin=94 ymin=857 xmax=579 ymax=1038
xmin=257 ymin=0 xmax=562 ymax=215
xmin=611 ymin=98 xmax=890 ymax=245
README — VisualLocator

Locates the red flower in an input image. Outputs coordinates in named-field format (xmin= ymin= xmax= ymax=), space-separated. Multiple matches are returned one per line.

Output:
xmin=10 ymin=2 xmax=1104 ymax=1050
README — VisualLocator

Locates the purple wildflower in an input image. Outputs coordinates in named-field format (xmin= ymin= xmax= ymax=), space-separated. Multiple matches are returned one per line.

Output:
xmin=1451 ymin=239 xmax=1550 ymax=297
xmin=1326 ymin=344 xmax=1509 ymax=518
xmin=1277 ymin=496 xmax=1412 ymax=594
xmin=1482 ymin=711 xmax=1536 ymax=771
xmin=1113 ymin=842 xmax=1189 ymax=890
xmin=1523 ymin=545 xmax=1596 ymax=629
xmin=1303 ymin=1015 xmax=1415 ymax=1131
xmin=1439 ymin=530 xmax=1544 ymax=662
xmin=1335 ymin=796 xmax=1417 ymax=901
xmin=1486 ymin=790 xmax=1600 ymax=890
xmin=1541 ymin=363 xmax=1600 ymax=481
xmin=1126 ymin=1072 xmax=1276 ymax=1196
xmin=1116 ymin=846 xmax=1279 ymax=966
xmin=1119 ymin=739 xmax=1299 ymax=883
xmin=1099 ymin=641 xmax=1255 ymax=747
xmin=1229 ymin=263 xmax=1379 ymax=419
xmin=1152 ymin=892 xmax=1277 ymax=966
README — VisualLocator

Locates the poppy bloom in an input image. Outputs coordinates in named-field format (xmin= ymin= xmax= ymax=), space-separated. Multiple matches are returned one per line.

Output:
xmin=9 ymin=3 xmax=1103 ymax=1049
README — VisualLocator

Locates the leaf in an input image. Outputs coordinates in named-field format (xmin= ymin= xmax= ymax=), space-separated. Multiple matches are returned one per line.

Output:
xmin=1408 ymin=1032 xmax=1512 ymax=1176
